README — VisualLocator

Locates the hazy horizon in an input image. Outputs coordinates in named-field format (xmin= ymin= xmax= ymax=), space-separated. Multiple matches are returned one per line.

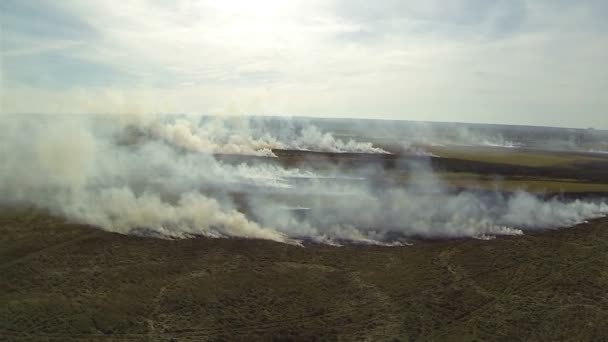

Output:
xmin=1 ymin=1 xmax=607 ymax=129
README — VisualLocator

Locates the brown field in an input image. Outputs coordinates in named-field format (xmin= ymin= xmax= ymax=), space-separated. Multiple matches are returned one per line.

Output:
xmin=259 ymin=147 xmax=608 ymax=194
xmin=427 ymin=146 xmax=608 ymax=167
xmin=2 ymin=209 xmax=608 ymax=341
xmin=3 ymin=146 xmax=608 ymax=341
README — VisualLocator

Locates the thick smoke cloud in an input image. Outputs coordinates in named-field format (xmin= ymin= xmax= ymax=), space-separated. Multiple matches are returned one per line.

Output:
xmin=1 ymin=114 xmax=606 ymax=246
xmin=138 ymin=115 xmax=389 ymax=156
xmin=290 ymin=126 xmax=389 ymax=153
xmin=0 ymin=115 xmax=291 ymax=242
xmin=252 ymin=168 xmax=608 ymax=244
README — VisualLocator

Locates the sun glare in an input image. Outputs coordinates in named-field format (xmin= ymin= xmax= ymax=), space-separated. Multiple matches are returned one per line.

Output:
xmin=211 ymin=0 xmax=291 ymax=19
xmin=205 ymin=0 xmax=305 ymax=45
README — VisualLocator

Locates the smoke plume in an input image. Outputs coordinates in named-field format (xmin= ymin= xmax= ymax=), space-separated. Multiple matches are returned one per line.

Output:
xmin=1 ymin=114 xmax=606 ymax=245
xmin=135 ymin=115 xmax=389 ymax=156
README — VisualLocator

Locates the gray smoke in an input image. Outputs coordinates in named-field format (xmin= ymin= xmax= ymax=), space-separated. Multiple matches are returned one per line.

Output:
xmin=251 ymin=167 xmax=608 ymax=244
xmin=1 ymin=114 xmax=606 ymax=245
xmin=0 ymin=115 xmax=291 ymax=242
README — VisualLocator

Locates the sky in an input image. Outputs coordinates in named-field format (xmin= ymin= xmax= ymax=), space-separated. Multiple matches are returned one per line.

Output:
xmin=1 ymin=0 xmax=607 ymax=128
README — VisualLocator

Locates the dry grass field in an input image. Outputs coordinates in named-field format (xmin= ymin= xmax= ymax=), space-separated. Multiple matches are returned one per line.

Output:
xmin=427 ymin=146 xmax=607 ymax=167
xmin=2 ymin=209 xmax=608 ymax=341
xmin=3 ymin=146 xmax=608 ymax=341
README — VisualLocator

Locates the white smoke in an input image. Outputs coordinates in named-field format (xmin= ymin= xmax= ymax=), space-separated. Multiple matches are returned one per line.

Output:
xmin=501 ymin=192 xmax=608 ymax=228
xmin=1 ymin=114 xmax=607 ymax=246
xmin=144 ymin=117 xmax=279 ymax=157
xmin=400 ymin=142 xmax=439 ymax=157
xmin=289 ymin=126 xmax=389 ymax=154
xmin=395 ymin=124 xmax=522 ymax=149
xmin=0 ymin=115 xmax=290 ymax=242
xmin=247 ymin=163 xmax=608 ymax=244
xmin=452 ymin=126 xmax=522 ymax=148
xmin=137 ymin=116 xmax=389 ymax=156
xmin=65 ymin=188 xmax=285 ymax=241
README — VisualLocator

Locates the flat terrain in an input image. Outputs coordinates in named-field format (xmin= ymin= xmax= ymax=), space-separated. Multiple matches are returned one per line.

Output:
xmin=218 ymin=147 xmax=608 ymax=194
xmin=427 ymin=146 xmax=607 ymax=167
xmin=3 ymin=146 xmax=608 ymax=341
xmin=2 ymin=209 xmax=608 ymax=341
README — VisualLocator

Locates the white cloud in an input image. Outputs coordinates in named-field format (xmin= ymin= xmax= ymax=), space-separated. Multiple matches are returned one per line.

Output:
xmin=1 ymin=0 xmax=607 ymax=128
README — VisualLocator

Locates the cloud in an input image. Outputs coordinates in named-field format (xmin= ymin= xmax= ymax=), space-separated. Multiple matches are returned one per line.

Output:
xmin=0 ymin=1 xmax=607 ymax=128
xmin=332 ymin=0 xmax=527 ymax=41
xmin=0 ymin=0 xmax=96 ymax=41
